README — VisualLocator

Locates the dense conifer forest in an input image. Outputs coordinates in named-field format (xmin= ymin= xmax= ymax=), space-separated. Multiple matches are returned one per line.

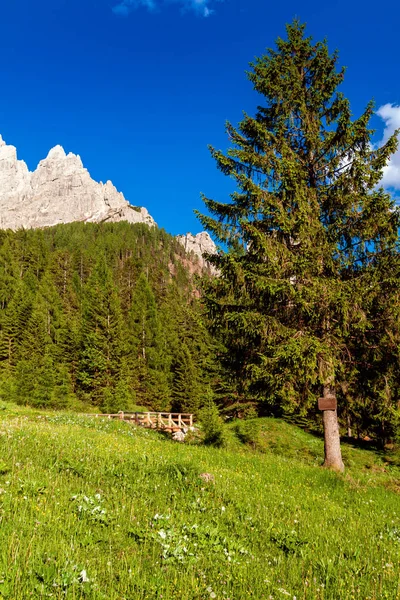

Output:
xmin=0 ymin=222 xmax=219 ymax=414
xmin=1 ymin=23 xmax=399 ymax=455
xmin=0 ymin=217 xmax=398 ymax=448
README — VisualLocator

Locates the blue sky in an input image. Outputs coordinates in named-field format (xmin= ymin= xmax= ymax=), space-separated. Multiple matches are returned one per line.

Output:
xmin=0 ymin=0 xmax=399 ymax=235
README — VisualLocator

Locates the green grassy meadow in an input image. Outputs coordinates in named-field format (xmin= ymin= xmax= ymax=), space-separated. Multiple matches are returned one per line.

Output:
xmin=0 ymin=406 xmax=399 ymax=599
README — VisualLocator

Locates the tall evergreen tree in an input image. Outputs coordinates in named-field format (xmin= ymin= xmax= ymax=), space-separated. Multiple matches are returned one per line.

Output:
xmin=78 ymin=255 xmax=126 ymax=408
xmin=346 ymin=258 xmax=400 ymax=444
xmin=172 ymin=342 xmax=202 ymax=414
xmin=130 ymin=272 xmax=172 ymax=409
xmin=0 ymin=277 xmax=35 ymax=371
xmin=197 ymin=21 xmax=400 ymax=471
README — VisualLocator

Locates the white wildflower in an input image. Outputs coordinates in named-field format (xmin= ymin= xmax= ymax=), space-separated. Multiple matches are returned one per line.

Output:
xmin=79 ymin=569 xmax=90 ymax=583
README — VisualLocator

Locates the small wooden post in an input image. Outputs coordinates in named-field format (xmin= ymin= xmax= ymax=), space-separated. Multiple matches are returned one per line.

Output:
xmin=189 ymin=414 xmax=193 ymax=427
xmin=178 ymin=414 xmax=182 ymax=429
xmin=157 ymin=413 xmax=162 ymax=430
xmin=119 ymin=411 xmax=124 ymax=421
xmin=168 ymin=414 xmax=172 ymax=431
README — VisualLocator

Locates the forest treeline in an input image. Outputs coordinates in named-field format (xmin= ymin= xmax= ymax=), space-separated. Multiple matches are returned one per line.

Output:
xmin=0 ymin=217 xmax=398 ymax=447
xmin=0 ymin=222 xmax=221 ymax=414
xmin=2 ymin=21 xmax=399 ymax=463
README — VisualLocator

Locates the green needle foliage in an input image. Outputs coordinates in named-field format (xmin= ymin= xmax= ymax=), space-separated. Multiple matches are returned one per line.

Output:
xmin=197 ymin=21 xmax=400 ymax=449
xmin=0 ymin=222 xmax=216 ymax=412
xmin=172 ymin=342 xmax=202 ymax=415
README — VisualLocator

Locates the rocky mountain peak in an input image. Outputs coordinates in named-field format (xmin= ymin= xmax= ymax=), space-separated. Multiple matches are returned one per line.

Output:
xmin=0 ymin=135 xmax=155 ymax=230
xmin=177 ymin=232 xmax=216 ymax=257
xmin=176 ymin=232 xmax=218 ymax=273
xmin=0 ymin=135 xmax=216 ymax=271
xmin=46 ymin=145 xmax=67 ymax=160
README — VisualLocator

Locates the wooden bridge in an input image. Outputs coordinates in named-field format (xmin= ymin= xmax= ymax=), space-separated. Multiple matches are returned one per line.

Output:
xmin=91 ymin=411 xmax=194 ymax=433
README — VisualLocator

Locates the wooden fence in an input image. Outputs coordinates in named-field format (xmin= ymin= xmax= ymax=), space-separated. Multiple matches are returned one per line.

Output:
xmin=90 ymin=411 xmax=194 ymax=433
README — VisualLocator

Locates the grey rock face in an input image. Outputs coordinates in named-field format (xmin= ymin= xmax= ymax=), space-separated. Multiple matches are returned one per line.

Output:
xmin=0 ymin=135 xmax=217 ymax=273
xmin=0 ymin=135 xmax=155 ymax=230
xmin=176 ymin=232 xmax=217 ymax=272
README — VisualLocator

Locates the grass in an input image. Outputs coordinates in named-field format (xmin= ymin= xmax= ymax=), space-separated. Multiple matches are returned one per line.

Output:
xmin=0 ymin=405 xmax=399 ymax=599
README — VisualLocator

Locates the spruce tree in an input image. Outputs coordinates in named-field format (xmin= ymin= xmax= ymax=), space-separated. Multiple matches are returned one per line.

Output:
xmin=346 ymin=257 xmax=400 ymax=445
xmin=172 ymin=343 xmax=202 ymax=414
xmin=0 ymin=279 xmax=34 ymax=372
xmin=197 ymin=21 xmax=399 ymax=471
xmin=130 ymin=272 xmax=172 ymax=408
xmin=78 ymin=255 xmax=126 ymax=408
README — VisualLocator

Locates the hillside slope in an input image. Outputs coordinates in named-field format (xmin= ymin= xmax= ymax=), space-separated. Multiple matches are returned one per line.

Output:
xmin=0 ymin=408 xmax=399 ymax=599
xmin=0 ymin=222 xmax=218 ymax=413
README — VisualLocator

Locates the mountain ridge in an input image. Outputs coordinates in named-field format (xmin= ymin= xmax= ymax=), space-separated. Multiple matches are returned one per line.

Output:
xmin=0 ymin=135 xmax=155 ymax=230
xmin=0 ymin=135 xmax=217 ymax=267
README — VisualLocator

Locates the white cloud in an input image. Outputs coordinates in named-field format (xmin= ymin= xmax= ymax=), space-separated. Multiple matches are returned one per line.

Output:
xmin=376 ymin=103 xmax=400 ymax=190
xmin=112 ymin=0 xmax=217 ymax=17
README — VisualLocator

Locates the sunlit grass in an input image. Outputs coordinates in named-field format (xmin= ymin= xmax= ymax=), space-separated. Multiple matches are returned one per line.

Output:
xmin=0 ymin=406 xmax=399 ymax=599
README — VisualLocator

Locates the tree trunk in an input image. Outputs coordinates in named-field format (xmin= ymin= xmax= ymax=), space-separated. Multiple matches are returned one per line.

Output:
xmin=347 ymin=414 xmax=352 ymax=438
xmin=322 ymin=386 xmax=344 ymax=472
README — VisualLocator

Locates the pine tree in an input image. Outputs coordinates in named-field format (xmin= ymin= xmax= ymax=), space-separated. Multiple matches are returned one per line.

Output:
xmin=130 ymin=272 xmax=172 ymax=408
xmin=50 ymin=363 xmax=76 ymax=409
xmin=12 ymin=281 xmax=65 ymax=407
xmin=347 ymin=257 xmax=400 ymax=445
xmin=78 ymin=255 xmax=127 ymax=407
xmin=197 ymin=21 xmax=399 ymax=471
xmin=172 ymin=343 xmax=202 ymax=414
xmin=12 ymin=359 xmax=38 ymax=406
xmin=199 ymin=388 xmax=225 ymax=447
xmin=0 ymin=279 xmax=34 ymax=372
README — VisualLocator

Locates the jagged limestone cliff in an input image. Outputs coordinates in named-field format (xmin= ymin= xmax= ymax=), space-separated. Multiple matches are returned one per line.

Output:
xmin=176 ymin=232 xmax=217 ymax=272
xmin=0 ymin=136 xmax=154 ymax=230
xmin=0 ymin=135 xmax=217 ymax=264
